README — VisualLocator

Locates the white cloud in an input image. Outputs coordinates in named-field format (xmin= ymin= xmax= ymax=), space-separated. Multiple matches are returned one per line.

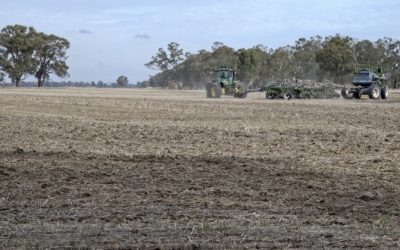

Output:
xmin=78 ymin=29 xmax=93 ymax=34
xmin=135 ymin=34 xmax=151 ymax=39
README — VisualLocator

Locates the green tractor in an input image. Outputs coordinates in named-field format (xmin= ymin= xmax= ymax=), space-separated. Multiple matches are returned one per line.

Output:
xmin=206 ymin=67 xmax=248 ymax=98
xmin=341 ymin=65 xmax=389 ymax=100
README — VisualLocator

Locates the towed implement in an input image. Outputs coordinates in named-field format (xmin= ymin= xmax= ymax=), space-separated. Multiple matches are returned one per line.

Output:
xmin=341 ymin=66 xmax=389 ymax=100
xmin=264 ymin=80 xmax=340 ymax=100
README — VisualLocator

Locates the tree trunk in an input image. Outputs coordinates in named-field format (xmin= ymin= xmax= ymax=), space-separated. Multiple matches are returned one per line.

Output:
xmin=38 ymin=77 xmax=43 ymax=87
xmin=37 ymin=72 xmax=45 ymax=87
xmin=15 ymin=77 xmax=21 ymax=87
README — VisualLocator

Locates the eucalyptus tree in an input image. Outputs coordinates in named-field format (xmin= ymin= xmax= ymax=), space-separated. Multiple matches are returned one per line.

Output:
xmin=316 ymin=36 xmax=355 ymax=83
xmin=145 ymin=42 xmax=184 ymax=71
xmin=116 ymin=75 xmax=128 ymax=87
xmin=0 ymin=25 xmax=36 ymax=87
xmin=236 ymin=47 xmax=265 ymax=86
xmin=33 ymin=32 xmax=70 ymax=87
xmin=292 ymin=36 xmax=322 ymax=80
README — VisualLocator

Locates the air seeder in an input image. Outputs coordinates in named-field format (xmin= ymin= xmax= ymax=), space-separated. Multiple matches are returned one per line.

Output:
xmin=341 ymin=65 xmax=389 ymax=100
xmin=205 ymin=69 xmax=339 ymax=100
xmin=206 ymin=66 xmax=386 ymax=100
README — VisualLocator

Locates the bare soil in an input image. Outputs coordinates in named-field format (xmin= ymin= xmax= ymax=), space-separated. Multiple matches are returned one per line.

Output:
xmin=0 ymin=88 xmax=399 ymax=249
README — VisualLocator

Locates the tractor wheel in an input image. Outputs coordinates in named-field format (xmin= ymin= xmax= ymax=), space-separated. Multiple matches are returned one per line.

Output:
xmin=206 ymin=82 xmax=212 ymax=98
xmin=341 ymin=88 xmax=353 ymax=99
xmin=283 ymin=93 xmax=293 ymax=100
xmin=368 ymin=85 xmax=381 ymax=100
xmin=266 ymin=92 xmax=277 ymax=99
xmin=233 ymin=82 xmax=248 ymax=99
xmin=381 ymin=85 xmax=389 ymax=99
xmin=208 ymin=82 xmax=221 ymax=98
xmin=353 ymin=89 xmax=361 ymax=99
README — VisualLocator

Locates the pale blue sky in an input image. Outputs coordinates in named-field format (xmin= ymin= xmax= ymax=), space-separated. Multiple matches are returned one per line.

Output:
xmin=1 ymin=0 xmax=399 ymax=83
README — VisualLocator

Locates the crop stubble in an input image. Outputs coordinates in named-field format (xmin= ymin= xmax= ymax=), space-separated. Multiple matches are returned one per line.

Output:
xmin=0 ymin=88 xmax=399 ymax=249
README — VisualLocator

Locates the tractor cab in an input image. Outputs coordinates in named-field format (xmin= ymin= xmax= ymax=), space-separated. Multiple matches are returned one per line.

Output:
xmin=215 ymin=67 xmax=235 ymax=88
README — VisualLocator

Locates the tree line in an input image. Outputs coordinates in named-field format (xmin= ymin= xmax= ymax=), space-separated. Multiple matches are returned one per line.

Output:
xmin=0 ymin=24 xmax=70 ymax=87
xmin=0 ymin=80 xmax=138 ymax=88
xmin=2 ymin=24 xmax=399 ymax=89
xmin=142 ymin=36 xmax=400 ymax=89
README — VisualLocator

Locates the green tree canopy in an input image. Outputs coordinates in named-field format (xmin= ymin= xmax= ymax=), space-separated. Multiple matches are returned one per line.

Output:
xmin=316 ymin=35 xmax=354 ymax=83
xmin=145 ymin=42 xmax=184 ymax=71
xmin=116 ymin=75 xmax=128 ymax=87
xmin=0 ymin=24 xmax=70 ymax=87
xmin=268 ymin=46 xmax=295 ymax=81
xmin=33 ymin=33 xmax=70 ymax=87
xmin=237 ymin=47 xmax=264 ymax=85
xmin=292 ymin=36 xmax=322 ymax=80
xmin=146 ymin=36 xmax=400 ymax=89
xmin=0 ymin=25 xmax=37 ymax=87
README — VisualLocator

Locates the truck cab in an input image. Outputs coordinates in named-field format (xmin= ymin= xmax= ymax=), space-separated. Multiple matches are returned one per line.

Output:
xmin=352 ymin=69 xmax=386 ymax=87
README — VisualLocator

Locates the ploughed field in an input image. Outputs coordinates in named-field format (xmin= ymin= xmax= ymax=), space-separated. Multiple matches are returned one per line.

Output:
xmin=0 ymin=88 xmax=399 ymax=249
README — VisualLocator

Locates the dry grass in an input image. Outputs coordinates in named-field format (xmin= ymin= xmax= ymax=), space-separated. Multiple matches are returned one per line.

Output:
xmin=0 ymin=88 xmax=399 ymax=249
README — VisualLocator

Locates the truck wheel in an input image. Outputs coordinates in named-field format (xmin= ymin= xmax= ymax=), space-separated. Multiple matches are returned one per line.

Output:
xmin=341 ymin=88 xmax=353 ymax=99
xmin=381 ymin=86 xmax=389 ymax=99
xmin=368 ymin=85 xmax=381 ymax=100
xmin=353 ymin=89 xmax=361 ymax=99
